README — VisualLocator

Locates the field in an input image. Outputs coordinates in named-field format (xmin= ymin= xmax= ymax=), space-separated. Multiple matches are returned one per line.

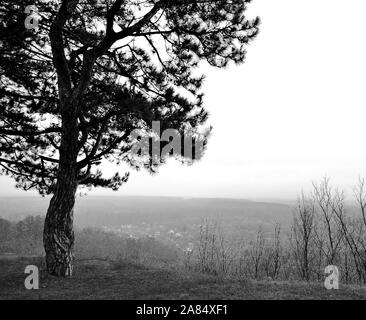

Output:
xmin=1 ymin=257 xmax=366 ymax=300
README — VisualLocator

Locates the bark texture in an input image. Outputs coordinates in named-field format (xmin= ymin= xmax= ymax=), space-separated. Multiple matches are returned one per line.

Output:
xmin=43 ymin=99 xmax=79 ymax=277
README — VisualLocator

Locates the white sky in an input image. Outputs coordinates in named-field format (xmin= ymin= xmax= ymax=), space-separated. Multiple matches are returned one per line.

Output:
xmin=1 ymin=0 xmax=366 ymax=200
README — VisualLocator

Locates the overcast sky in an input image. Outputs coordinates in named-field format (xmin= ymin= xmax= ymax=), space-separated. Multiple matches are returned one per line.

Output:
xmin=1 ymin=0 xmax=366 ymax=200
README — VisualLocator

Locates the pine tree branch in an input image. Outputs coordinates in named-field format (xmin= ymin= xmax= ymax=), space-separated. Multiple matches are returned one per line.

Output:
xmin=50 ymin=0 xmax=79 ymax=101
xmin=0 ymin=127 xmax=61 ymax=137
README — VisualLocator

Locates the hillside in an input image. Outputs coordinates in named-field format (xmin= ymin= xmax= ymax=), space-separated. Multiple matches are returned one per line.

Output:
xmin=0 ymin=196 xmax=293 ymax=231
xmin=1 ymin=257 xmax=366 ymax=300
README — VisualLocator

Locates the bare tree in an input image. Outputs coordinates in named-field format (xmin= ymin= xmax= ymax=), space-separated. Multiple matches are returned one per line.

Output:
xmin=290 ymin=193 xmax=316 ymax=281
xmin=312 ymin=177 xmax=343 ymax=265
xmin=331 ymin=178 xmax=366 ymax=283
xmin=248 ymin=226 xmax=266 ymax=279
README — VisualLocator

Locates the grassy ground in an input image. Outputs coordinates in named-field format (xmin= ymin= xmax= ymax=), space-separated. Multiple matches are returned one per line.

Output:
xmin=1 ymin=257 xmax=366 ymax=300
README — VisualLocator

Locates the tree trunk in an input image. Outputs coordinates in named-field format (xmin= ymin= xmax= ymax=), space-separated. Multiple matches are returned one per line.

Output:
xmin=43 ymin=99 xmax=79 ymax=277
xmin=43 ymin=172 xmax=77 ymax=277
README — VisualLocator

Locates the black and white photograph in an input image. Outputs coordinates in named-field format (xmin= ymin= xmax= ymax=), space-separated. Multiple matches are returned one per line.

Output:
xmin=1 ymin=0 xmax=366 ymax=309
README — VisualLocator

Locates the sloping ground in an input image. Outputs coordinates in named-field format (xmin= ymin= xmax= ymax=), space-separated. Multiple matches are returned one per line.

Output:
xmin=1 ymin=257 xmax=366 ymax=300
xmin=0 ymin=196 xmax=294 ymax=232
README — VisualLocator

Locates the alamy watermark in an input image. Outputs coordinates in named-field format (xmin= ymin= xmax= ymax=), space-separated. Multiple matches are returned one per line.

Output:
xmin=24 ymin=5 xmax=40 ymax=31
xmin=128 ymin=121 xmax=209 ymax=164
xmin=324 ymin=265 xmax=339 ymax=290
xmin=24 ymin=265 xmax=39 ymax=290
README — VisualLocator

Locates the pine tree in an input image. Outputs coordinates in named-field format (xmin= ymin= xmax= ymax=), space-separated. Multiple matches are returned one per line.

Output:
xmin=0 ymin=0 xmax=260 ymax=276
